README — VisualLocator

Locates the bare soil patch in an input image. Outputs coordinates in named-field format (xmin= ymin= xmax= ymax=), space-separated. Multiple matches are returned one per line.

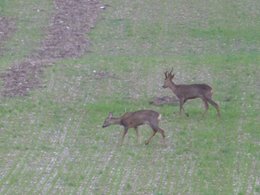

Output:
xmin=1 ymin=0 xmax=104 ymax=97
xmin=149 ymin=96 xmax=179 ymax=106
xmin=0 ymin=16 xmax=16 ymax=56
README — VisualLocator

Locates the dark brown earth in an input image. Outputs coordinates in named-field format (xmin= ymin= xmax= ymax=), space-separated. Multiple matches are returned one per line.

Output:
xmin=0 ymin=0 xmax=104 ymax=97
xmin=149 ymin=96 xmax=179 ymax=106
xmin=0 ymin=16 xmax=16 ymax=56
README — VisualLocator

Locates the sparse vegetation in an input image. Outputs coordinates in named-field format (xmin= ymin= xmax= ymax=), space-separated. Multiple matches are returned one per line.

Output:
xmin=0 ymin=0 xmax=259 ymax=194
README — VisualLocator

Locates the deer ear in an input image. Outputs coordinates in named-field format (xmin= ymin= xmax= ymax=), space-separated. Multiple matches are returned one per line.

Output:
xmin=108 ymin=112 xmax=113 ymax=118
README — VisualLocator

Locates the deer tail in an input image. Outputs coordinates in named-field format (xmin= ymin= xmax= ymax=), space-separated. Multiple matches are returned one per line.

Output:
xmin=158 ymin=114 xmax=162 ymax=121
xmin=206 ymin=88 xmax=213 ymax=98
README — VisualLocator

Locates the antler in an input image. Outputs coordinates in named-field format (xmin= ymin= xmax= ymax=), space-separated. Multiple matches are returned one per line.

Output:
xmin=164 ymin=68 xmax=174 ymax=78
xmin=169 ymin=68 xmax=173 ymax=76
xmin=164 ymin=71 xmax=168 ymax=78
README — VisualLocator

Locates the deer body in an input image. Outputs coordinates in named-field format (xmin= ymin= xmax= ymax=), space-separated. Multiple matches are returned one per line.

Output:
xmin=163 ymin=70 xmax=220 ymax=117
xmin=102 ymin=110 xmax=165 ymax=145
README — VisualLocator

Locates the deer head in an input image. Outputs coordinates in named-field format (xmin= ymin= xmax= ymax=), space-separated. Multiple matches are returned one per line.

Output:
xmin=102 ymin=112 xmax=114 ymax=128
xmin=162 ymin=69 xmax=175 ymax=88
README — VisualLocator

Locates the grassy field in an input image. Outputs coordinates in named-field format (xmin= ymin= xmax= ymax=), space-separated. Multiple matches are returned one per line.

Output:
xmin=0 ymin=0 xmax=260 ymax=194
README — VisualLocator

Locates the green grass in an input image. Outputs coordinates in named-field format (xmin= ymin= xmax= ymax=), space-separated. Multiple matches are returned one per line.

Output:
xmin=0 ymin=0 xmax=260 ymax=194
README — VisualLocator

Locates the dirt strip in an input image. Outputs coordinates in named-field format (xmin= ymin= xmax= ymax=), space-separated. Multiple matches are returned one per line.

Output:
xmin=0 ymin=16 xmax=16 ymax=56
xmin=1 ymin=0 xmax=104 ymax=97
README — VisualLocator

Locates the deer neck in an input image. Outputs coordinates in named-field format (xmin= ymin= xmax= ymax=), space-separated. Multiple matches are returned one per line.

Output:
xmin=111 ymin=117 xmax=122 ymax=125
xmin=169 ymin=81 xmax=177 ymax=93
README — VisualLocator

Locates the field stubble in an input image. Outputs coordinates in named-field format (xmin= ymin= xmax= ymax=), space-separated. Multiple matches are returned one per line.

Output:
xmin=0 ymin=0 xmax=259 ymax=194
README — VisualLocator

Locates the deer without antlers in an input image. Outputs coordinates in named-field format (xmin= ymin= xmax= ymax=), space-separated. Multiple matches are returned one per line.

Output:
xmin=162 ymin=69 xmax=220 ymax=117
xmin=102 ymin=110 xmax=166 ymax=145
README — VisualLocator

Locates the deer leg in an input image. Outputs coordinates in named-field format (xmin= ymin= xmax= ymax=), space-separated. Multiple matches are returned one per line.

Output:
xmin=179 ymin=98 xmax=189 ymax=116
xmin=157 ymin=127 xmax=166 ymax=145
xmin=179 ymin=98 xmax=185 ymax=115
xmin=120 ymin=127 xmax=128 ymax=145
xmin=134 ymin=127 xmax=140 ymax=144
xmin=202 ymin=98 xmax=209 ymax=116
xmin=145 ymin=130 xmax=156 ymax=145
xmin=206 ymin=98 xmax=221 ymax=117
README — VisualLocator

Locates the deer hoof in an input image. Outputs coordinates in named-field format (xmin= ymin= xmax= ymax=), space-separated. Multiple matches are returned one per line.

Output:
xmin=145 ymin=141 xmax=149 ymax=145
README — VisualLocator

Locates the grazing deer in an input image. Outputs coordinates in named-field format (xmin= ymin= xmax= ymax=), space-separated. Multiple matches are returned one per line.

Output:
xmin=162 ymin=69 xmax=220 ymax=117
xmin=102 ymin=110 xmax=166 ymax=145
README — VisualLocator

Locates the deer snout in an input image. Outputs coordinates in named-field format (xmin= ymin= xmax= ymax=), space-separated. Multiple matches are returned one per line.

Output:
xmin=102 ymin=122 xmax=108 ymax=128
xmin=162 ymin=85 xmax=167 ymax=88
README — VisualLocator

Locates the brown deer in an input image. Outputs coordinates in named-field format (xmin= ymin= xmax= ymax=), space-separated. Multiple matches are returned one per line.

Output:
xmin=162 ymin=69 xmax=220 ymax=117
xmin=102 ymin=110 xmax=166 ymax=145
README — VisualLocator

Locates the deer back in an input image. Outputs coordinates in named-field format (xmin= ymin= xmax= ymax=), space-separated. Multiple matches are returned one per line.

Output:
xmin=121 ymin=110 xmax=160 ymax=128
xmin=174 ymin=84 xmax=212 ymax=99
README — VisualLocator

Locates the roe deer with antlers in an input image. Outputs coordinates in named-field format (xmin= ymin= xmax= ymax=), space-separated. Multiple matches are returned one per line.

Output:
xmin=102 ymin=110 xmax=166 ymax=145
xmin=162 ymin=69 xmax=220 ymax=117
